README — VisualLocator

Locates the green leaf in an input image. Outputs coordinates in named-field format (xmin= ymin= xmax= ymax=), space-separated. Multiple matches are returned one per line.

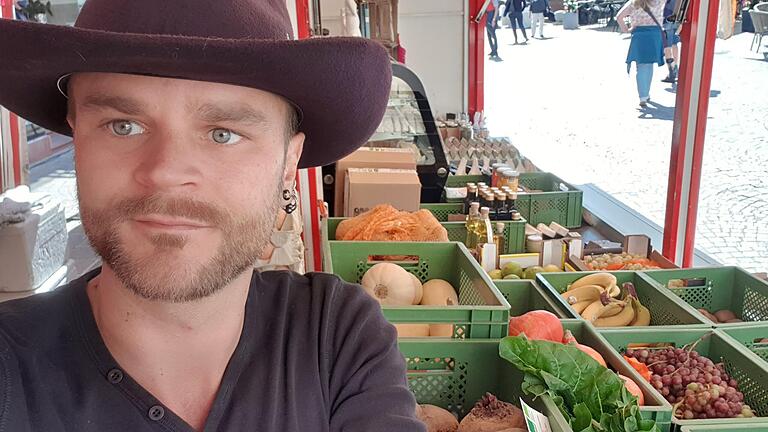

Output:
xmin=499 ymin=335 xmax=657 ymax=432
xmin=573 ymin=403 xmax=593 ymax=431
xmin=623 ymin=415 xmax=638 ymax=431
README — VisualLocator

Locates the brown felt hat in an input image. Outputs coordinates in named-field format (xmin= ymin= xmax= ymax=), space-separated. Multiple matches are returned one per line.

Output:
xmin=0 ymin=0 xmax=392 ymax=168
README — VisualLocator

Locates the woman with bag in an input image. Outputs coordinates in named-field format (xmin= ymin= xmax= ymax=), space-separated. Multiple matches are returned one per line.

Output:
xmin=616 ymin=0 xmax=665 ymax=107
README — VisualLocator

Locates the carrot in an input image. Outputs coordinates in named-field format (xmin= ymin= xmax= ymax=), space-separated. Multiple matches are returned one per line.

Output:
xmin=606 ymin=263 xmax=625 ymax=271
xmin=623 ymin=355 xmax=652 ymax=382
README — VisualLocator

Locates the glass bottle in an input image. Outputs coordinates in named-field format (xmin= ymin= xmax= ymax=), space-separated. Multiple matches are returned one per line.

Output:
xmin=464 ymin=185 xmax=478 ymax=214
xmin=476 ymin=207 xmax=492 ymax=246
xmin=465 ymin=202 xmax=481 ymax=249
xmin=485 ymin=193 xmax=496 ymax=220
xmin=495 ymin=192 xmax=508 ymax=221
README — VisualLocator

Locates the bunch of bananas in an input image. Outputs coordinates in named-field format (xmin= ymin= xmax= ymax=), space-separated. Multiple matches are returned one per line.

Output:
xmin=560 ymin=273 xmax=651 ymax=328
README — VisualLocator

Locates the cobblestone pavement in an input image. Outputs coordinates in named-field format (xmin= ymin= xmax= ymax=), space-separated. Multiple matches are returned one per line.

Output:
xmin=485 ymin=22 xmax=768 ymax=272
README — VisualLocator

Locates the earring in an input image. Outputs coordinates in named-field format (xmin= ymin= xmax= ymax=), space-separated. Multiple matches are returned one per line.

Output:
xmin=282 ymin=188 xmax=298 ymax=214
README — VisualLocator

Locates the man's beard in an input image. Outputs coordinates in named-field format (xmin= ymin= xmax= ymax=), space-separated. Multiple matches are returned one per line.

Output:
xmin=79 ymin=188 xmax=281 ymax=303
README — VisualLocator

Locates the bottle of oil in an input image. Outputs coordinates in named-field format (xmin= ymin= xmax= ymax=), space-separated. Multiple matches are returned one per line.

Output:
xmin=476 ymin=207 xmax=492 ymax=246
xmin=465 ymin=202 xmax=481 ymax=249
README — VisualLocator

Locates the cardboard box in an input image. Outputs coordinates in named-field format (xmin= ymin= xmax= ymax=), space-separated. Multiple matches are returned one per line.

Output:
xmin=344 ymin=168 xmax=421 ymax=217
xmin=334 ymin=147 xmax=417 ymax=216
xmin=568 ymin=234 xmax=678 ymax=271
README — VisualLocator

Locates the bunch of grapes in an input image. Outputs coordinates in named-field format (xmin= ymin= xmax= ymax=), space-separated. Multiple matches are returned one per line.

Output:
xmin=625 ymin=347 xmax=755 ymax=420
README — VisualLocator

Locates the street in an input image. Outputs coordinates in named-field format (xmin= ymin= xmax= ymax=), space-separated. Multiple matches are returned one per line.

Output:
xmin=485 ymin=21 xmax=768 ymax=271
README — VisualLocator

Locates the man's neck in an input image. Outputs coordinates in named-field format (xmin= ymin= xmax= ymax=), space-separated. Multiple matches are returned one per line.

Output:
xmin=87 ymin=266 xmax=253 ymax=430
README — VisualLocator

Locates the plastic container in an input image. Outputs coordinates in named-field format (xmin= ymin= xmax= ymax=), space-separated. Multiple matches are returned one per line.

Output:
xmin=600 ymin=328 xmax=768 ymax=431
xmin=325 ymin=216 xmax=526 ymax=254
xmin=537 ymin=271 xmax=710 ymax=329
xmin=517 ymin=172 xmax=583 ymax=228
xmin=719 ymin=324 xmax=768 ymax=368
xmin=643 ymin=267 xmax=768 ymax=327
xmin=560 ymin=319 xmax=673 ymax=432
xmin=680 ymin=425 xmax=768 ymax=432
xmin=494 ymin=279 xmax=568 ymax=317
xmin=438 ymin=172 xmax=583 ymax=229
xmin=398 ymin=339 xmax=572 ymax=431
xmin=0 ymin=195 xmax=67 ymax=292
xmin=325 ymin=241 xmax=511 ymax=338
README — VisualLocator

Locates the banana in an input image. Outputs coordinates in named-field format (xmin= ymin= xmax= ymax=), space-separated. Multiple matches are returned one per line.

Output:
xmin=607 ymin=283 xmax=620 ymax=298
xmin=572 ymin=300 xmax=593 ymax=314
xmin=594 ymin=301 xmax=636 ymax=327
xmin=561 ymin=284 xmax=603 ymax=305
xmin=601 ymin=303 xmax=624 ymax=318
xmin=630 ymin=301 xmax=651 ymax=326
xmin=569 ymin=273 xmax=618 ymax=290
xmin=580 ymin=299 xmax=606 ymax=321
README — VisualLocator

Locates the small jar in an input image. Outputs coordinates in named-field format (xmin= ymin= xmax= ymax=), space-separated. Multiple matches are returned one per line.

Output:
xmin=502 ymin=170 xmax=520 ymax=192
xmin=491 ymin=163 xmax=510 ymax=188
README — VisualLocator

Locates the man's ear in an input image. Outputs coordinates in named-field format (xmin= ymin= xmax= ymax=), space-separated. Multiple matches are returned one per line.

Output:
xmin=282 ymin=132 xmax=305 ymax=189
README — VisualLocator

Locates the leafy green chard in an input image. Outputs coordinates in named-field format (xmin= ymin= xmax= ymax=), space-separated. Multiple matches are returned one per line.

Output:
xmin=499 ymin=336 xmax=658 ymax=432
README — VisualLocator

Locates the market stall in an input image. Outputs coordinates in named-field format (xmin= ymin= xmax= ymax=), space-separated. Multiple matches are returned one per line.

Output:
xmin=294 ymin=1 xmax=768 ymax=430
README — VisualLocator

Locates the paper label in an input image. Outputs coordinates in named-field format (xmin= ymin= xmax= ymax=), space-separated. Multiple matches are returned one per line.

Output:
xmin=520 ymin=398 xmax=552 ymax=432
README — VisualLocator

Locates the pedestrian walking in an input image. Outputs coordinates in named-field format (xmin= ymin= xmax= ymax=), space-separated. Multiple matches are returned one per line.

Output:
xmin=529 ymin=0 xmax=549 ymax=38
xmin=617 ymin=0 xmax=665 ymax=107
xmin=487 ymin=0 xmax=503 ymax=61
xmin=505 ymin=0 xmax=529 ymax=44
xmin=661 ymin=0 xmax=681 ymax=82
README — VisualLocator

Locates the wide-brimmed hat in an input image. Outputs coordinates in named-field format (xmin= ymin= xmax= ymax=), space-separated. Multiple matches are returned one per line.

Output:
xmin=0 ymin=0 xmax=392 ymax=168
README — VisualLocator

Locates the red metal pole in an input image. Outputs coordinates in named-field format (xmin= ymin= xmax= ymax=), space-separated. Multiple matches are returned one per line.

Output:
xmin=295 ymin=0 xmax=311 ymax=39
xmin=468 ymin=0 xmax=485 ymax=118
xmin=662 ymin=0 xmax=717 ymax=266
xmin=682 ymin=0 xmax=719 ymax=267
xmin=1 ymin=0 xmax=22 ymax=188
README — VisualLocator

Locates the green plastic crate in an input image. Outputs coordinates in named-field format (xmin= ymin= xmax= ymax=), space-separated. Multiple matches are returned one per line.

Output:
xmin=325 ymin=216 xmax=526 ymax=254
xmin=444 ymin=174 xmax=489 ymax=188
xmin=419 ymin=203 xmax=464 ymax=222
xmin=681 ymin=425 xmax=768 ymax=431
xmin=325 ymin=241 xmax=511 ymax=338
xmin=398 ymin=339 xmax=572 ymax=432
xmin=494 ymin=279 xmax=569 ymax=317
xmin=517 ymin=172 xmax=583 ymax=229
xmin=560 ymin=319 xmax=673 ymax=432
xmin=720 ymin=325 xmax=768 ymax=368
xmin=430 ymin=173 xmax=583 ymax=229
xmin=643 ymin=267 xmax=768 ymax=327
xmin=600 ymin=328 xmax=768 ymax=431
xmin=537 ymin=271 xmax=710 ymax=329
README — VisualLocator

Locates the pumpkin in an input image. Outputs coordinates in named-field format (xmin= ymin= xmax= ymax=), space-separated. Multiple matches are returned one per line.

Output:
xmin=410 ymin=273 xmax=424 ymax=305
xmin=394 ymin=323 xmax=430 ymax=337
xmin=507 ymin=310 xmax=563 ymax=342
xmin=429 ymin=324 xmax=454 ymax=338
xmin=575 ymin=344 xmax=606 ymax=367
xmin=361 ymin=263 xmax=418 ymax=306
xmin=420 ymin=279 xmax=459 ymax=306
xmin=619 ymin=375 xmax=645 ymax=405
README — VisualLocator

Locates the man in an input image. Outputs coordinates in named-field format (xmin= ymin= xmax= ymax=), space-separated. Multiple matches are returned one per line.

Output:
xmin=0 ymin=0 xmax=426 ymax=431
xmin=661 ymin=0 xmax=681 ymax=82
xmin=487 ymin=0 xmax=503 ymax=61
xmin=529 ymin=0 xmax=549 ymax=38
xmin=505 ymin=0 xmax=530 ymax=44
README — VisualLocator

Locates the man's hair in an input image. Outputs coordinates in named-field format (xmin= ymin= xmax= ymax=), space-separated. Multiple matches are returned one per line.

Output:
xmin=286 ymin=107 xmax=300 ymax=138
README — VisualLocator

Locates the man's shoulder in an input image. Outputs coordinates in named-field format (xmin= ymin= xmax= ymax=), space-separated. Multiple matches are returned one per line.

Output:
xmin=0 ymin=279 xmax=80 ymax=348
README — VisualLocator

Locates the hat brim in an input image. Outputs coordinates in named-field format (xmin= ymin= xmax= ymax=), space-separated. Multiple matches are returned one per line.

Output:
xmin=0 ymin=20 xmax=392 ymax=168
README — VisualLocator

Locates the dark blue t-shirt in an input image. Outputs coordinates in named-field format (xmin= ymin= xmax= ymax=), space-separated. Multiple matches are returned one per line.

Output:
xmin=0 ymin=269 xmax=424 ymax=431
